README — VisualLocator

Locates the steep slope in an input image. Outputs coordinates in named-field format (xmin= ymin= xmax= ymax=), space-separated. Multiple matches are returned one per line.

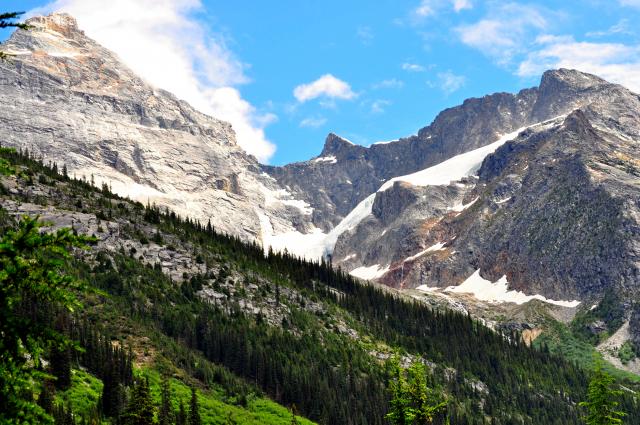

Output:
xmin=0 ymin=13 xmax=313 ymax=241
xmin=8 ymin=147 xmax=639 ymax=424
xmin=265 ymin=69 xmax=616 ymax=230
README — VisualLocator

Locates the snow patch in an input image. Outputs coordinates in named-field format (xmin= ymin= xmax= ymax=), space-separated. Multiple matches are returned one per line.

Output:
xmin=312 ymin=155 xmax=337 ymax=164
xmin=449 ymin=197 xmax=479 ymax=213
xmin=495 ymin=197 xmax=511 ymax=204
xmin=260 ymin=186 xmax=313 ymax=215
xmin=349 ymin=264 xmax=390 ymax=280
xmin=404 ymin=242 xmax=446 ymax=262
xmin=441 ymin=270 xmax=581 ymax=307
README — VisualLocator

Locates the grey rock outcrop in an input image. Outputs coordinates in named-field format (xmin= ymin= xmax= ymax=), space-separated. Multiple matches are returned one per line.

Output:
xmin=0 ymin=13 xmax=314 ymax=241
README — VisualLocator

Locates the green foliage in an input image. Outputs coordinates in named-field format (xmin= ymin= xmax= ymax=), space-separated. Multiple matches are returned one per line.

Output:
xmin=122 ymin=378 xmax=156 ymax=425
xmin=189 ymin=386 xmax=202 ymax=425
xmin=579 ymin=361 xmax=626 ymax=425
xmin=617 ymin=342 xmax=636 ymax=365
xmin=0 ymin=216 xmax=93 ymax=424
xmin=386 ymin=356 xmax=447 ymax=425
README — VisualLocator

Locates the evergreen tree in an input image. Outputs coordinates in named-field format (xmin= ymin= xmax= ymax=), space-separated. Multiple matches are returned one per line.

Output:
xmin=0 ymin=216 xmax=94 ymax=424
xmin=188 ymin=387 xmax=202 ymax=425
xmin=579 ymin=362 xmax=626 ymax=425
xmin=121 ymin=378 xmax=156 ymax=425
xmin=386 ymin=355 xmax=411 ymax=425
xmin=176 ymin=399 xmax=187 ymax=425
xmin=158 ymin=378 xmax=174 ymax=425
xmin=406 ymin=362 xmax=447 ymax=424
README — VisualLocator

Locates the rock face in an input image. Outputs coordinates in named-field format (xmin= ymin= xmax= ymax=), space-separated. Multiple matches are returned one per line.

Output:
xmin=0 ymin=13 xmax=314 ymax=241
xmin=265 ymin=70 xmax=618 ymax=230
xmin=330 ymin=83 xmax=640 ymax=302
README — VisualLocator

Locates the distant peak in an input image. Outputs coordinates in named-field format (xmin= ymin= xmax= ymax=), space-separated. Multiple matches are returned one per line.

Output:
xmin=540 ymin=69 xmax=609 ymax=91
xmin=321 ymin=133 xmax=359 ymax=156
xmin=25 ymin=13 xmax=82 ymax=38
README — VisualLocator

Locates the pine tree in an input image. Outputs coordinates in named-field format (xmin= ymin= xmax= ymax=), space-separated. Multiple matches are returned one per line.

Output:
xmin=386 ymin=355 xmax=411 ymax=425
xmin=579 ymin=362 xmax=626 ymax=425
xmin=121 ymin=378 xmax=155 ymax=425
xmin=406 ymin=362 xmax=447 ymax=424
xmin=158 ymin=378 xmax=174 ymax=425
xmin=188 ymin=387 xmax=202 ymax=425
xmin=176 ymin=399 xmax=187 ymax=425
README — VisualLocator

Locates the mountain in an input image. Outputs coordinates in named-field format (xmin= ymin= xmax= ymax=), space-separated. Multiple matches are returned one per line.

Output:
xmin=3 ymin=144 xmax=639 ymax=424
xmin=2 ymin=11 xmax=639 ymax=382
xmin=0 ymin=13 xmax=314 ymax=241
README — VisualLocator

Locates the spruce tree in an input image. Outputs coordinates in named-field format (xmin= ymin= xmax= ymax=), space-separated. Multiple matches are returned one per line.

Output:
xmin=579 ymin=362 xmax=625 ymax=425
xmin=176 ymin=399 xmax=187 ymax=425
xmin=121 ymin=378 xmax=155 ymax=425
xmin=188 ymin=387 xmax=202 ymax=425
xmin=406 ymin=362 xmax=447 ymax=424
xmin=158 ymin=378 xmax=174 ymax=425
xmin=386 ymin=355 xmax=411 ymax=425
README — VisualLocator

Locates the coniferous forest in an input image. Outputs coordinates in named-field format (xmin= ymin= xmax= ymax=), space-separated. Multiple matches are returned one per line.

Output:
xmin=1 ymin=147 xmax=639 ymax=424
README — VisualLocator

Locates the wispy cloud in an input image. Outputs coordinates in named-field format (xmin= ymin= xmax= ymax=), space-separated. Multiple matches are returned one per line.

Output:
xmin=32 ymin=0 xmax=277 ymax=162
xmin=586 ymin=19 xmax=634 ymax=38
xmin=401 ymin=62 xmax=426 ymax=72
xmin=456 ymin=3 xmax=548 ymax=65
xmin=293 ymin=74 xmax=356 ymax=103
xmin=620 ymin=0 xmax=640 ymax=7
xmin=437 ymin=71 xmax=466 ymax=94
xmin=299 ymin=116 xmax=328 ymax=128
xmin=370 ymin=99 xmax=391 ymax=114
xmin=517 ymin=36 xmax=640 ymax=92
xmin=412 ymin=0 xmax=472 ymax=21
xmin=372 ymin=78 xmax=405 ymax=89
xmin=356 ymin=25 xmax=374 ymax=44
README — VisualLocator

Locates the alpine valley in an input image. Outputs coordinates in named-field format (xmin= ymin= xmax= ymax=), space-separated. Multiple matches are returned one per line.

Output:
xmin=1 ymin=12 xmax=640 ymax=425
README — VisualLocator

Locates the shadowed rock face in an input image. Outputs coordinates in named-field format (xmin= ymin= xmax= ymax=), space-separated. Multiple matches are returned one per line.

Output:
xmin=265 ymin=69 xmax=618 ymax=230
xmin=0 ymin=13 xmax=315 ymax=241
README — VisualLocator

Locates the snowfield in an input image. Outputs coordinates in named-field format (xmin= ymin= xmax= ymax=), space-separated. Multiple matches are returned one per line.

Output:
xmin=417 ymin=269 xmax=581 ymax=307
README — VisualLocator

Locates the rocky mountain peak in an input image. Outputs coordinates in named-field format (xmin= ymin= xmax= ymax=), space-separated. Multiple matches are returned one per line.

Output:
xmin=320 ymin=133 xmax=361 ymax=157
xmin=25 ymin=13 xmax=82 ymax=38
xmin=540 ymin=68 xmax=610 ymax=91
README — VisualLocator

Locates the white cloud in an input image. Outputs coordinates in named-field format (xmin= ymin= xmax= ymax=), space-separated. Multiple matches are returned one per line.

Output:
xmin=356 ymin=26 xmax=374 ymax=44
xmin=401 ymin=62 xmax=426 ymax=72
xmin=31 ymin=0 xmax=276 ymax=162
xmin=620 ymin=0 xmax=640 ymax=7
xmin=456 ymin=3 xmax=548 ymax=65
xmin=293 ymin=74 xmax=356 ymax=103
xmin=299 ymin=116 xmax=327 ymax=128
xmin=586 ymin=19 xmax=634 ymax=38
xmin=452 ymin=0 xmax=473 ymax=12
xmin=372 ymin=78 xmax=405 ymax=89
xmin=517 ymin=36 xmax=640 ymax=92
xmin=412 ymin=0 xmax=472 ymax=19
xmin=436 ymin=71 xmax=466 ymax=94
xmin=370 ymin=99 xmax=391 ymax=114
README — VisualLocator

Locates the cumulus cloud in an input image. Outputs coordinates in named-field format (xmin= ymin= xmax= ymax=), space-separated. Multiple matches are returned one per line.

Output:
xmin=31 ymin=0 xmax=277 ymax=162
xmin=356 ymin=26 xmax=374 ymax=44
xmin=517 ymin=36 xmax=640 ymax=92
xmin=456 ymin=3 xmax=547 ymax=65
xmin=293 ymin=74 xmax=356 ymax=103
xmin=299 ymin=116 xmax=327 ymax=128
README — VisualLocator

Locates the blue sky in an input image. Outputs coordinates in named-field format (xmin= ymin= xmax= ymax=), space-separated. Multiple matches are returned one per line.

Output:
xmin=2 ymin=1 xmax=640 ymax=164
